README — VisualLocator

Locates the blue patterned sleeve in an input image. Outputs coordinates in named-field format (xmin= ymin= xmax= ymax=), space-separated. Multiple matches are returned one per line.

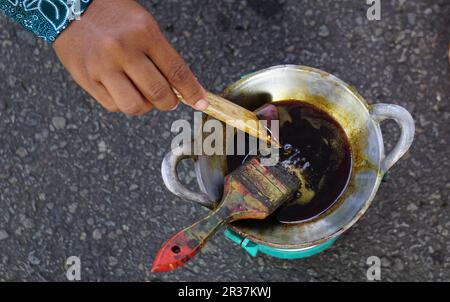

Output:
xmin=0 ymin=0 xmax=93 ymax=43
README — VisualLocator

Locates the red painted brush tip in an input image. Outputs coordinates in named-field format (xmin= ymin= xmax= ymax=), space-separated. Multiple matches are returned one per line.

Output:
xmin=151 ymin=248 xmax=190 ymax=273
xmin=151 ymin=231 xmax=201 ymax=273
xmin=151 ymin=263 xmax=172 ymax=273
xmin=151 ymin=246 xmax=183 ymax=273
xmin=151 ymin=246 xmax=181 ymax=273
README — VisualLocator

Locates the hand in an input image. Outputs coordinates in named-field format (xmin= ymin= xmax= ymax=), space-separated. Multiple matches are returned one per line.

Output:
xmin=53 ymin=0 xmax=209 ymax=115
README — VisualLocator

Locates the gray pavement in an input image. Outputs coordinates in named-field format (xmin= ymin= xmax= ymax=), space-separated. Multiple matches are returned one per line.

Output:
xmin=0 ymin=0 xmax=449 ymax=281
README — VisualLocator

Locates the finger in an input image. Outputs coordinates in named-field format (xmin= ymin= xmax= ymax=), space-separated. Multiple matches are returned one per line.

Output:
xmin=101 ymin=72 xmax=150 ymax=115
xmin=136 ymin=100 xmax=154 ymax=115
xmin=124 ymin=54 xmax=178 ymax=111
xmin=144 ymin=28 xmax=208 ymax=110
xmin=67 ymin=68 xmax=119 ymax=113
xmin=89 ymin=81 xmax=119 ymax=112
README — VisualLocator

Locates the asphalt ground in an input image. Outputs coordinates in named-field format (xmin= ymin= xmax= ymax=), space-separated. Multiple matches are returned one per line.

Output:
xmin=0 ymin=0 xmax=449 ymax=281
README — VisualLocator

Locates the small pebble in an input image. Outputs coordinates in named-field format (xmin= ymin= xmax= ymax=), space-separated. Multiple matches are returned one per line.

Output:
xmin=16 ymin=147 xmax=28 ymax=158
xmin=109 ymin=257 xmax=119 ymax=266
xmin=98 ymin=141 xmax=107 ymax=153
xmin=285 ymin=45 xmax=295 ymax=52
xmin=52 ymin=117 xmax=66 ymax=130
xmin=68 ymin=203 xmax=78 ymax=214
xmin=0 ymin=230 xmax=9 ymax=241
xmin=407 ymin=203 xmax=418 ymax=212
xmin=318 ymin=25 xmax=330 ymax=37
xmin=28 ymin=251 xmax=40 ymax=265
xmin=93 ymin=229 xmax=102 ymax=240
xmin=80 ymin=232 xmax=87 ymax=241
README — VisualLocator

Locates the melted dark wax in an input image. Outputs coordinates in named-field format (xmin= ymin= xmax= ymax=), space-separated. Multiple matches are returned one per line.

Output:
xmin=227 ymin=101 xmax=352 ymax=223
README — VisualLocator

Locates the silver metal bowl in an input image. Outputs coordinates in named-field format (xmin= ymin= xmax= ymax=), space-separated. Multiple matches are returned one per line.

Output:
xmin=162 ymin=65 xmax=415 ymax=249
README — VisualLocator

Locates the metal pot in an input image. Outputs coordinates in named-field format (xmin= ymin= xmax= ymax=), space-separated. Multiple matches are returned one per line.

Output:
xmin=161 ymin=65 xmax=414 ymax=257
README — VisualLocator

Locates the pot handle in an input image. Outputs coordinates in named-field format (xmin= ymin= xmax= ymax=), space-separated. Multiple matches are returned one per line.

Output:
xmin=161 ymin=146 xmax=216 ymax=209
xmin=370 ymin=103 xmax=415 ymax=174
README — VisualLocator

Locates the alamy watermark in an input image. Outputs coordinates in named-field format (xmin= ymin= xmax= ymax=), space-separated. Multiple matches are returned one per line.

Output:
xmin=366 ymin=256 xmax=381 ymax=281
xmin=66 ymin=256 xmax=81 ymax=281
xmin=367 ymin=0 xmax=381 ymax=21
xmin=170 ymin=112 xmax=280 ymax=166
xmin=67 ymin=0 xmax=86 ymax=21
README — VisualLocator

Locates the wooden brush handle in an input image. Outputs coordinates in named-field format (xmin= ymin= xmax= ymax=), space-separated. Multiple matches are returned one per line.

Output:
xmin=204 ymin=92 xmax=258 ymax=125
xmin=174 ymin=90 xmax=275 ymax=146
xmin=152 ymin=170 xmax=265 ymax=273
xmin=151 ymin=208 xmax=228 ymax=273
xmin=152 ymin=158 xmax=285 ymax=273
xmin=204 ymin=92 xmax=271 ymax=144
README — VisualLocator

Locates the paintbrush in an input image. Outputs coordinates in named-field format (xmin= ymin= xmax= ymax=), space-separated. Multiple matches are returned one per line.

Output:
xmin=151 ymin=157 xmax=300 ymax=273
xmin=174 ymin=90 xmax=280 ymax=148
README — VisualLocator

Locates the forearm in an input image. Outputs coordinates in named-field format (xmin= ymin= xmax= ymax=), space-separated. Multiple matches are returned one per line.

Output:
xmin=0 ymin=0 xmax=92 ymax=43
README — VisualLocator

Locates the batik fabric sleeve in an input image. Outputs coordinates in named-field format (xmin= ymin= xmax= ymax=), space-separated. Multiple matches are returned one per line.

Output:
xmin=0 ymin=0 xmax=93 ymax=43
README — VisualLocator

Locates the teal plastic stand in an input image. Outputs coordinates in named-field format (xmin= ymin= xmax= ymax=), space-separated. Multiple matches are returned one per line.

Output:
xmin=224 ymin=228 xmax=337 ymax=260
